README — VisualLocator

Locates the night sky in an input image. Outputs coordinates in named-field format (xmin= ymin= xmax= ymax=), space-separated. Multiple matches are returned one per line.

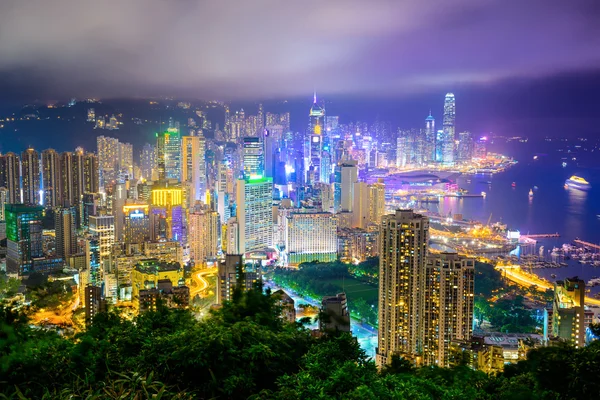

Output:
xmin=0 ymin=0 xmax=600 ymax=141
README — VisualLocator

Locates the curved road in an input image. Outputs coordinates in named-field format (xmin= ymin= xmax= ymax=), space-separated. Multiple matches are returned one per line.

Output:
xmin=190 ymin=267 xmax=216 ymax=297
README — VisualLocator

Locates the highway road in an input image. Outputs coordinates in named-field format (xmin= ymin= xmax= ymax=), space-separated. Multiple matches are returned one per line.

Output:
xmin=190 ymin=267 xmax=217 ymax=297
xmin=498 ymin=264 xmax=600 ymax=307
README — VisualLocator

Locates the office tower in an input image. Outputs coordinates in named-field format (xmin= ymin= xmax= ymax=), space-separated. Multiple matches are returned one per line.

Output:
xmin=377 ymin=209 xmax=429 ymax=367
xmin=352 ymin=182 xmax=369 ymax=228
xmin=242 ymin=137 xmax=264 ymax=177
xmin=337 ymin=160 xmax=358 ymax=213
xmin=319 ymin=293 xmax=351 ymax=333
xmin=552 ymin=277 xmax=585 ymax=348
xmin=140 ymin=143 xmax=156 ymax=181
xmin=97 ymin=136 xmax=119 ymax=187
xmin=0 ymin=152 xmax=21 ymax=204
xmin=473 ymin=136 xmax=488 ymax=159
xmin=235 ymin=176 xmax=273 ymax=254
xmin=423 ymin=253 xmax=475 ymax=367
xmin=41 ymin=149 xmax=61 ymax=208
xmin=368 ymin=180 xmax=386 ymax=225
xmin=112 ymin=182 xmax=128 ymax=241
xmin=182 ymin=135 xmax=206 ymax=204
xmin=442 ymin=93 xmax=456 ymax=165
xmin=81 ymin=193 xmax=100 ymax=228
xmin=55 ymin=207 xmax=77 ymax=260
xmin=156 ymin=128 xmax=181 ymax=181
xmin=188 ymin=207 xmax=219 ymax=264
xmin=457 ymin=131 xmax=472 ymax=161
xmin=217 ymin=254 xmax=260 ymax=304
xmin=85 ymin=236 xmax=101 ymax=286
xmin=89 ymin=214 xmax=115 ymax=263
xmin=435 ymin=130 xmax=444 ymax=162
xmin=396 ymin=135 xmax=408 ymax=168
xmin=0 ymin=188 xmax=7 ymax=221
xmin=123 ymin=204 xmax=150 ymax=244
xmin=151 ymin=187 xmax=184 ymax=242
xmin=5 ymin=204 xmax=44 ymax=276
xmin=425 ymin=112 xmax=436 ymax=162
xmin=263 ymin=131 xmax=277 ymax=179
xmin=118 ymin=142 xmax=133 ymax=176
xmin=21 ymin=148 xmax=40 ymax=205
xmin=84 ymin=152 xmax=99 ymax=193
xmin=320 ymin=151 xmax=331 ymax=184
xmin=285 ymin=212 xmax=338 ymax=265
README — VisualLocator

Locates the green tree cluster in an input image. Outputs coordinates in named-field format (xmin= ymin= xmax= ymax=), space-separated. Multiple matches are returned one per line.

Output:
xmin=1 ymin=285 xmax=597 ymax=399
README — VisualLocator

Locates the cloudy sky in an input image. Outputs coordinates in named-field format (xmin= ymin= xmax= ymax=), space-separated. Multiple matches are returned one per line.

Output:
xmin=0 ymin=0 xmax=599 ymax=101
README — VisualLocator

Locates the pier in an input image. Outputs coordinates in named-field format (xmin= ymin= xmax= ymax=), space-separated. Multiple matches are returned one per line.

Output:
xmin=574 ymin=239 xmax=600 ymax=251
xmin=521 ymin=233 xmax=560 ymax=239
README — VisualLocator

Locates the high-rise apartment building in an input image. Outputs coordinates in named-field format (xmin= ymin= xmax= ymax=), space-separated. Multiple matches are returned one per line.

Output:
xmin=0 ymin=152 xmax=21 ymax=204
xmin=368 ymin=180 xmax=386 ymax=225
xmin=0 ymin=188 xmax=7 ymax=221
xmin=285 ymin=212 xmax=338 ymax=265
xmin=235 ymin=176 xmax=273 ymax=254
xmin=188 ymin=206 xmax=219 ymax=264
xmin=55 ymin=207 xmax=77 ymax=261
xmin=5 ymin=204 xmax=44 ymax=276
xmin=320 ymin=293 xmax=351 ymax=333
xmin=377 ymin=209 xmax=429 ymax=367
xmin=442 ymin=93 xmax=456 ymax=165
xmin=217 ymin=254 xmax=260 ymax=304
xmin=84 ymin=152 xmax=99 ymax=193
xmin=21 ymin=148 xmax=40 ymax=205
xmin=552 ymin=277 xmax=586 ymax=348
xmin=140 ymin=143 xmax=156 ymax=181
xmin=97 ymin=136 xmax=119 ymax=188
xmin=42 ymin=149 xmax=61 ymax=208
xmin=422 ymin=253 xmax=475 ymax=367
xmin=182 ymin=135 xmax=207 ymax=204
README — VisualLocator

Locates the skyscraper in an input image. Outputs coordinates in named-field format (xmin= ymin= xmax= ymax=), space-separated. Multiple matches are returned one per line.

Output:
xmin=140 ymin=143 xmax=156 ymax=181
xmin=60 ymin=152 xmax=76 ymax=207
xmin=337 ymin=160 xmax=358 ymax=213
xmin=308 ymin=93 xmax=326 ymax=182
xmin=242 ymin=137 xmax=264 ymax=177
xmin=42 ymin=149 xmax=62 ymax=208
xmin=0 ymin=188 xmax=7 ymax=221
xmin=21 ymin=148 xmax=40 ymax=205
xmin=5 ymin=204 xmax=44 ymax=276
xmin=0 ymin=152 xmax=21 ymax=204
xmin=552 ymin=277 xmax=586 ymax=348
xmin=156 ymin=128 xmax=181 ymax=181
xmin=84 ymin=152 xmax=99 ymax=194
xmin=55 ymin=207 xmax=77 ymax=260
xmin=442 ymin=93 xmax=456 ymax=165
xmin=457 ymin=131 xmax=473 ymax=161
xmin=377 ymin=209 xmax=429 ymax=367
xmin=188 ymin=207 xmax=219 ymax=264
xmin=123 ymin=203 xmax=151 ymax=245
xmin=235 ymin=176 xmax=273 ymax=254
xmin=97 ymin=136 xmax=119 ymax=188
xmin=182 ymin=135 xmax=206 ymax=204
xmin=89 ymin=214 xmax=115 ymax=263
xmin=422 ymin=253 xmax=475 ymax=367
xmin=425 ymin=112 xmax=436 ymax=162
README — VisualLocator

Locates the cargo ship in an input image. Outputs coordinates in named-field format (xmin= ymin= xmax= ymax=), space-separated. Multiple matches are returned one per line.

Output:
xmin=564 ymin=176 xmax=591 ymax=190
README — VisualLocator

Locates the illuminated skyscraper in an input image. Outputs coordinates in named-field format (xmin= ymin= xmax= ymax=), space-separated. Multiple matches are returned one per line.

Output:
xmin=235 ymin=176 xmax=273 ymax=254
xmin=42 ymin=149 xmax=61 ymax=208
xmin=188 ymin=207 xmax=219 ymax=263
xmin=156 ymin=128 xmax=181 ymax=181
xmin=285 ymin=212 xmax=338 ymax=265
xmin=552 ymin=277 xmax=585 ymax=348
xmin=377 ymin=210 xmax=429 ymax=367
xmin=89 ymin=214 xmax=115 ymax=263
xmin=338 ymin=160 xmax=358 ymax=213
xmin=424 ymin=112 xmax=436 ymax=162
xmin=309 ymin=93 xmax=326 ymax=182
xmin=118 ymin=142 xmax=133 ymax=176
xmin=140 ymin=143 xmax=156 ymax=181
xmin=0 ymin=152 xmax=21 ymax=204
xmin=182 ymin=134 xmax=207 ymax=204
xmin=442 ymin=93 xmax=456 ymax=165
xmin=97 ymin=136 xmax=119 ymax=188
xmin=422 ymin=253 xmax=475 ymax=367
xmin=368 ymin=180 xmax=386 ymax=225
xmin=5 ymin=204 xmax=44 ymax=276
xmin=60 ymin=152 xmax=77 ymax=207
xmin=151 ymin=187 xmax=184 ymax=242
xmin=242 ymin=137 xmax=264 ymax=177
xmin=55 ymin=207 xmax=77 ymax=260
xmin=21 ymin=148 xmax=40 ymax=205
xmin=84 ymin=152 xmax=99 ymax=193
xmin=457 ymin=131 xmax=473 ymax=161
xmin=123 ymin=204 xmax=151 ymax=244
xmin=0 ymin=188 xmax=7 ymax=221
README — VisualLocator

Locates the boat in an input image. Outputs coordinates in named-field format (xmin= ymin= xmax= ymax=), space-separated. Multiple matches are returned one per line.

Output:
xmin=529 ymin=189 xmax=534 ymax=197
xmin=565 ymin=175 xmax=591 ymax=190
xmin=511 ymin=182 xmax=516 ymax=188
xmin=481 ymin=191 xmax=486 ymax=197
xmin=562 ymin=162 xmax=567 ymax=168
xmin=551 ymin=274 xmax=557 ymax=279
xmin=534 ymin=186 xmax=538 ymax=190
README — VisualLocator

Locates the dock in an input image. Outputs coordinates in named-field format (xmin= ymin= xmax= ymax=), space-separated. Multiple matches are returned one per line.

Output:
xmin=521 ymin=233 xmax=560 ymax=239
xmin=574 ymin=239 xmax=600 ymax=251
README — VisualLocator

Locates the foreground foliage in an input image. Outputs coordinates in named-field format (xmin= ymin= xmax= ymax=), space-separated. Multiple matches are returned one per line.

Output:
xmin=0 ymin=286 xmax=598 ymax=399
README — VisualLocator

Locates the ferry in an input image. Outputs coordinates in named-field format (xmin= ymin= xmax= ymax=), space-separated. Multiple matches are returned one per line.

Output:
xmin=529 ymin=189 xmax=534 ymax=197
xmin=564 ymin=176 xmax=591 ymax=190
xmin=511 ymin=182 xmax=516 ymax=188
